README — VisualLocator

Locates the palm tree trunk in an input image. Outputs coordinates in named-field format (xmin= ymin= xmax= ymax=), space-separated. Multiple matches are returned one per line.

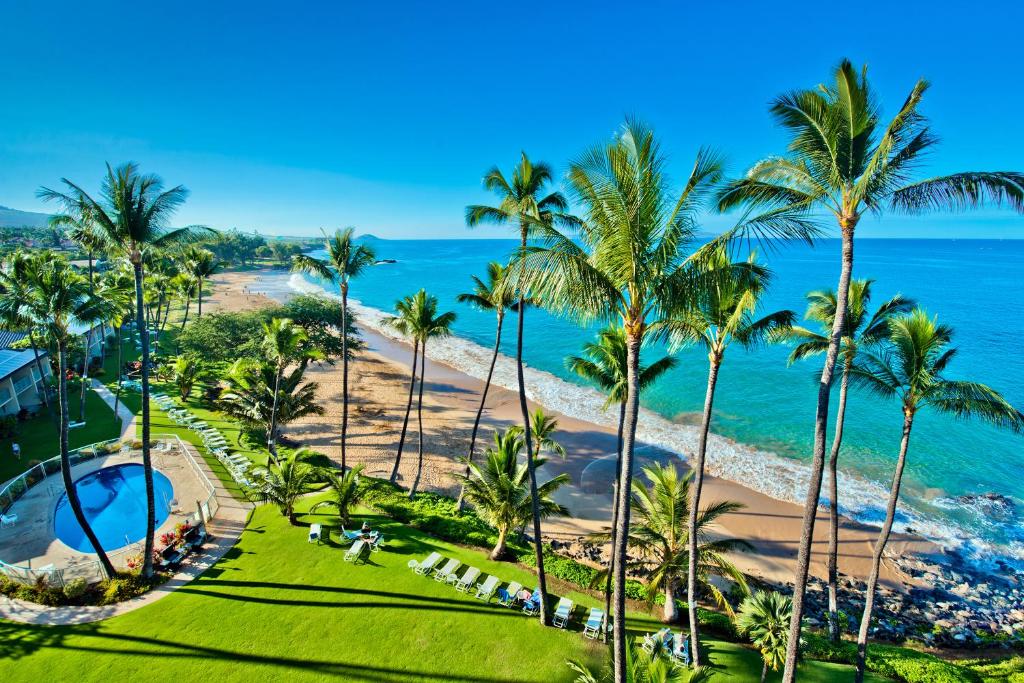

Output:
xmin=457 ymin=313 xmax=503 ymax=512
xmin=267 ymin=365 xmax=282 ymax=465
xmin=855 ymin=411 xmax=913 ymax=683
xmin=782 ymin=226 xmax=854 ymax=683
xmin=78 ymin=328 xmax=91 ymax=423
xmin=341 ymin=282 xmax=349 ymax=472
xmin=603 ymin=400 xmax=626 ymax=642
xmin=612 ymin=330 xmax=643 ymax=680
xmin=27 ymin=330 xmax=50 ymax=411
xmin=390 ymin=340 xmax=419 ymax=483
xmin=57 ymin=342 xmax=116 ymax=578
xmin=179 ymin=296 xmax=192 ymax=332
xmin=409 ymin=342 xmax=426 ymax=498
xmin=827 ymin=362 xmax=852 ymax=642
xmin=761 ymin=662 xmax=769 ymax=683
xmin=197 ymin=279 xmax=203 ymax=318
xmin=134 ymin=260 xmax=157 ymax=579
xmin=663 ymin=582 xmax=679 ymax=623
xmin=688 ymin=356 xmax=721 ymax=666
xmin=491 ymin=526 xmax=508 ymax=560
xmin=113 ymin=325 xmax=123 ymax=418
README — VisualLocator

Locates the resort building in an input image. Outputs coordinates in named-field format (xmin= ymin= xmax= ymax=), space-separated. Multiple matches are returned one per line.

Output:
xmin=0 ymin=331 xmax=51 ymax=417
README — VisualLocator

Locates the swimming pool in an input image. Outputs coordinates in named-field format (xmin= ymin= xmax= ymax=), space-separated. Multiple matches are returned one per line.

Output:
xmin=54 ymin=463 xmax=175 ymax=553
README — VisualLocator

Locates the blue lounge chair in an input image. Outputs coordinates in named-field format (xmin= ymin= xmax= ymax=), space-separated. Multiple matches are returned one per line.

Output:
xmin=552 ymin=597 xmax=573 ymax=628
xmin=522 ymin=588 xmax=543 ymax=615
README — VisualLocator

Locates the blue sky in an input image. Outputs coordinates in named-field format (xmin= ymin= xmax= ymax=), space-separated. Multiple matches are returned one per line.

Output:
xmin=2 ymin=1 xmax=1022 ymax=238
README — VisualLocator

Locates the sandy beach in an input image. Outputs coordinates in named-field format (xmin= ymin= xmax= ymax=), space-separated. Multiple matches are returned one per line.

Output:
xmin=204 ymin=268 xmax=936 ymax=591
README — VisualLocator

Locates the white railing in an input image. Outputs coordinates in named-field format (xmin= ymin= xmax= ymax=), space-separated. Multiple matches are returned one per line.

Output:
xmin=0 ymin=434 xmax=219 ymax=587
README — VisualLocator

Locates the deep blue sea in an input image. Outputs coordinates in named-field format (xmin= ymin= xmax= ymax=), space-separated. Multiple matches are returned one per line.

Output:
xmin=274 ymin=238 xmax=1024 ymax=567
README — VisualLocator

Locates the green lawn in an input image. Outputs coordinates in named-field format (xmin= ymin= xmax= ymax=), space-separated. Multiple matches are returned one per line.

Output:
xmin=0 ymin=495 xmax=889 ymax=682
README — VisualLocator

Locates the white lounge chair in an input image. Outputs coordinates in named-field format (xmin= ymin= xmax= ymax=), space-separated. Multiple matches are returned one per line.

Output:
xmin=369 ymin=534 xmax=384 ymax=552
xmin=343 ymin=539 xmax=366 ymax=562
xmin=308 ymin=523 xmax=322 ymax=544
xmin=454 ymin=567 xmax=481 ymax=592
xmin=552 ymin=597 xmax=574 ymax=628
xmin=432 ymin=559 xmax=461 ymax=583
xmin=474 ymin=575 xmax=500 ymax=601
xmin=0 ymin=513 xmax=17 ymax=528
xmin=583 ymin=607 xmax=606 ymax=639
xmin=409 ymin=552 xmax=442 ymax=575
xmin=641 ymin=628 xmax=671 ymax=654
xmin=497 ymin=581 xmax=523 ymax=607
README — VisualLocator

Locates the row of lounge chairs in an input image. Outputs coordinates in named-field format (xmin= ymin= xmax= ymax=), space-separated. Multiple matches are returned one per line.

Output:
xmin=408 ymin=552 xmax=608 ymax=636
xmin=153 ymin=394 xmax=254 ymax=487
xmin=157 ymin=524 xmax=210 ymax=571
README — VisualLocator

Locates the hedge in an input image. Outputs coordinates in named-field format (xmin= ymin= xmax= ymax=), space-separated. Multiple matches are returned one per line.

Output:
xmin=802 ymin=632 xmax=975 ymax=683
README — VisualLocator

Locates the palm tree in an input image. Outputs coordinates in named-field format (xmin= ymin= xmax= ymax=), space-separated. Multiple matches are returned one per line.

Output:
xmin=384 ymin=290 xmax=456 ymax=496
xmin=466 ymin=152 xmax=571 ymax=625
xmin=517 ymin=119 xmax=727 ymax=666
xmin=661 ymin=246 xmax=793 ymax=665
xmin=737 ymin=591 xmax=793 ymax=683
xmin=0 ymin=251 xmax=52 ymax=412
xmin=260 ymin=318 xmax=321 ymax=464
xmin=218 ymin=359 xmax=324 ymax=443
xmin=310 ymin=464 xmax=365 ymax=526
xmin=568 ymin=326 xmax=676 ymax=638
xmin=25 ymin=258 xmax=116 ymax=576
xmin=248 ymin=449 xmax=321 ymax=524
xmin=52 ymin=205 xmax=103 ymax=292
xmin=716 ymin=61 xmax=1024 ymax=680
xmin=292 ymin=228 xmax=376 ymax=471
xmin=566 ymin=638 xmax=711 ymax=683
xmin=786 ymin=280 xmax=913 ymax=641
xmin=183 ymin=246 xmax=222 ymax=318
xmin=172 ymin=355 xmax=203 ymax=400
xmin=98 ymin=267 xmax=135 ymax=417
xmin=598 ymin=462 xmax=751 ymax=624
xmin=39 ymin=162 xmax=210 ymax=578
xmin=173 ymin=273 xmax=199 ymax=332
xmin=457 ymin=428 xmax=569 ymax=559
xmin=454 ymin=261 xmax=517 ymax=511
xmin=848 ymin=309 xmax=1023 ymax=682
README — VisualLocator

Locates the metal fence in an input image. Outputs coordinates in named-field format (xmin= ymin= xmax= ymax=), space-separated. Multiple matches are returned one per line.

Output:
xmin=0 ymin=434 xmax=219 ymax=587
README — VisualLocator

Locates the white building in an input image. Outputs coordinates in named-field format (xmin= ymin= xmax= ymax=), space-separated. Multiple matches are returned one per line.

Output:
xmin=0 ymin=332 xmax=52 ymax=417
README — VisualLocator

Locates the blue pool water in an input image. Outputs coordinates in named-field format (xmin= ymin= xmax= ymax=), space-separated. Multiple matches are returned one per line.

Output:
xmin=54 ymin=464 xmax=174 ymax=553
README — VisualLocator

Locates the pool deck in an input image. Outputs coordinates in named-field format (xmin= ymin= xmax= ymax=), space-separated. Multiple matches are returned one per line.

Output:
xmin=0 ymin=443 xmax=213 ymax=573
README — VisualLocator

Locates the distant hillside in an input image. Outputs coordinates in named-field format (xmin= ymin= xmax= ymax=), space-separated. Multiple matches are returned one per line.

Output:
xmin=0 ymin=206 xmax=52 ymax=229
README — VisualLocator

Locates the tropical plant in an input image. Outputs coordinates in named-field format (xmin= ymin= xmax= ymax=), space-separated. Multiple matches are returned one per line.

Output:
xmin=566 ymin=638 xmax=711 ymax=683
xmin=661 ymin=245 xmax=793 ymax=663
xmin=248 ymin=449 xmax=322 ymax=524
xmin=97 ymin=267 xmax=135 ymax=417
xmin=310 ymin=464 xmax=365 ymax=526
xmin=716 ymin=60 xmax=1024 ymax=680
xmin=0 ymin=251 xmax=52 ymax=412
xmin=456 ymin=427 xmax=569 ymax=559
xmin=218 ymin=358 xmax=324 ymax=444
xmin=51 ymin=204 xmax=103 ymax=291
xmin=454 ymin=261 xmax=517 ymax=511
xmin=384 ymin=289 xmax=455 ymax=496
xmin=172 ymin=273 xmax=199 ymax=332
xmin=292 ymin=228 xmax=376 ymax=471
xmin=466 ymin=152 xmax=571 ymax=624
xmin=172 ymin=355 xmax=203 ymax=400
xmin=736 ymin=590 xmax=793 ymax=683
xmin=847 ymin=309 xmax=1024 ymax=682
xmin=260 ymin=317 xmax=321 ymax=463
xmin=24 ymin=258 xmax=115 ymax=576
xmin=567 ymin=326 xmax=676 ymax=638
xmin=785 ymin=279 xmax=913 ymax=640
xmin=183 ymin=246 xmax=222 ymax=317
xmin=39 ymin=162 xmax=211 ymax=578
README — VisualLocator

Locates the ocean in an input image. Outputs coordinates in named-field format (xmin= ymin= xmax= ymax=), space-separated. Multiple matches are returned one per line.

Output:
xmin=268 ymin=237 xmax=1024 ymax=570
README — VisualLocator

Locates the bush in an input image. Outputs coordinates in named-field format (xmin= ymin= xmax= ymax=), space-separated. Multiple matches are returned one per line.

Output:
xmin=802 ymin=632 xmax=973 ymax=683
xmin=98 ymin=574 xmax=153 ymax=605
xmin=62 ymin=577 xmax=89 ymax=601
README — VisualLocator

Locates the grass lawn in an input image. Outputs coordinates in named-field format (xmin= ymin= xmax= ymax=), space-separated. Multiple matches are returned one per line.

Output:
xmin=0 ymin=388 xmax=120 ymax=483
xmin=0 ymin=495 xmax=890 ymax=682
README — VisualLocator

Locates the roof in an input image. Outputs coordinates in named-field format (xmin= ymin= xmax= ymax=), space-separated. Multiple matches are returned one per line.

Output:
xmin=0 ymin=349 xmax=37 ymax=380
xmin=0 ymin=331 xmax=28 ymax=350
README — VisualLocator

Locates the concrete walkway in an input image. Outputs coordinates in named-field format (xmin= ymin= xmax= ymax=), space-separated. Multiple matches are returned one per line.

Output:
xmin=0 ymin=440 xmax=253 ymax=625
xmin=90 ymin=379 xmax=136 ymax=443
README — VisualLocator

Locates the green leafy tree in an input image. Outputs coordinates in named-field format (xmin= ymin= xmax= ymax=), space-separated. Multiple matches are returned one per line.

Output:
xmin=309 ymin=464 xmax=365 ymax=526
xmin=466 ymin=152 xmax=571 ymax=624
xmin=248 ymin=449 xmax=321 ymax=524
xmin=39 ymin=162 xmax=211 ymax=578
xmin=716 ymin=61 xmax=1024 ymax=679
xmin=261 ymin=318 xmax=321 ymax=463
xmin=736 ymin=591 xmax=793 ymax=683
xmin=292 ymin=228 xmax=376 ymax=471
xmin=785 ymin=279 xmax=913 ymax=641
xmin=218 ymin=359 xmax=324 ymax=442
xmin=848 ymin=309 xmax=1024 ymax=682
xmin=456 ymin=428 xmax=569 ymax=559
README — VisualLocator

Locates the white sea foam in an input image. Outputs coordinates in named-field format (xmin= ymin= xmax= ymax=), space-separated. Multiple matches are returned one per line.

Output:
xmin=281 ymin=271 xmax=1023 ymax=571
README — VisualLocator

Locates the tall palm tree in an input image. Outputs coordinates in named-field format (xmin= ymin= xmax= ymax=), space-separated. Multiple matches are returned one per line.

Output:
xmin=568 ymin=326 xmax=676 ymax=638
xmin=183 ymin=246 xmax=222 ymax=318
xmin=717 ymin=61 xmax=1024 ymax=679
xmin=0 ymin=251 xmax=52 ymax=412
xmin=517 ymin=119 xmax=727 ymax=666
xmin=51 ymin=206 xmax=103 ymax=292
xmin=596 ymin=462 xmax=751 ymax=624
xmin=786 ymin=280 xmax=913 ymax=641
xmin=25 ymin=258 xmax=116 ymax=576
xmin=39 ymin=162 xmax=210 ymax=578
xmin=385 ymin=290 xmax=455 ymax=495
xmin=98 ymin=267 xmax=135 ymax=417
xmin=292 ymin=228 xmax=376 ymax=471
xmin=310 ymin=464 xmax=365 ymax=526
xmin=218 ymin=358 xmax=324 ymax=442
xmin=457 ymin=428 xmax=569 ymax=559
xmin=261 ymin=317 xmax=320 ymax=464
xmin=737 ymin=591 xmax=793 ymax=683
xmin=466 ymin=152 xmax=571 ymax=625
xmin=661 ymin=246 xmax=793 ymax=665
xmin=248 ymin=449 xmax=321 ymax=524
xmin=454 ymin=261 xmax=517 ymax=511
xmin=386 ymin=292 xmax=421 ymax=484
xmin=173 ymin=273 xmax=199 ymax=332
xmin=848 ymin=309 xmax=1023 ymax=682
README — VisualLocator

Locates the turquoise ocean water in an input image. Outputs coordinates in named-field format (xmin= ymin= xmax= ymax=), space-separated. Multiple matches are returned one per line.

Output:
xmin=277 ymin=238 xmax=1024 ymax=569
